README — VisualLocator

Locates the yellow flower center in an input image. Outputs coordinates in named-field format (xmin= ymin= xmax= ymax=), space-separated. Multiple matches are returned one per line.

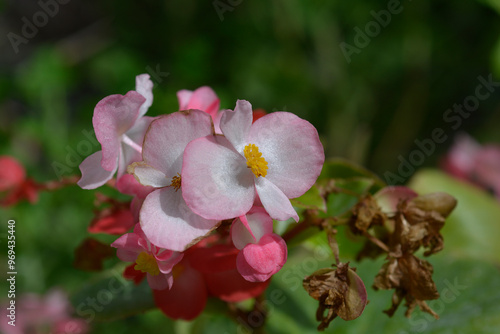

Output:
xmin=170 ymin=173 xmax=182 ymax=191
xmin=134 ymin=252 xmax=160 ymax=276
xmin=244 ymin=144 xmax=268 ymax=177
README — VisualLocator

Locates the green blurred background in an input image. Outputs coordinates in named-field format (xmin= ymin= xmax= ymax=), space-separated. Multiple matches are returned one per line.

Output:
xmin=1 ymin=0 xmax=500 ymax=333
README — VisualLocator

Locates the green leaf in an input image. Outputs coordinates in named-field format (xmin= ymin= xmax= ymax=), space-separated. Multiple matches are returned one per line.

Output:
xmin=266 ymin=243 xmax=500 ymax=333
xmin=70 ymin=265 xmax=156 ymax=322
xmin=321 ymin=178 xmax=375 ymax=218
xmin=408 ymin=169 xmax=500 ymax=264
xmin=319 ymin=158 xmax=385 ymax=191
xmin=175 ymin=312 xmax=238 ymax=334
xmin=291 ymin=185 xmax=326 ymax=212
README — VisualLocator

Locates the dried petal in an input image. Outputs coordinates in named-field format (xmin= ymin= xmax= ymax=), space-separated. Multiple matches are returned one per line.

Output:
xmin=373 ymin=254 xmax=439 ymax=318
xmin=303 ymin=263 xmax=367 ymax=331
xmin=349 ymin=195 xmax=386 ymax=234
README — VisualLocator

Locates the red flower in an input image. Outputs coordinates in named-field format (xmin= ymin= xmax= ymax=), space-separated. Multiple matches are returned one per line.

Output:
xmin=0 ymin=156 xmax=38 ymax=207
xmin=252 ymin=108 xmax=267 ymax=123
xmin=88 ymin=203 xmax=135 ymax=235
xmin=123 ymin=237 xmax=270 ymax=320
xmin=153 ymin=242 xmax=270 ymax=320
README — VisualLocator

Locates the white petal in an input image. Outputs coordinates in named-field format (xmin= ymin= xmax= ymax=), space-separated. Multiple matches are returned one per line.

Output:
xmin=77 ymin=151 xmax=116 ymax=189
xmin=142 ymin=111 xmax=213 ymax=177
xmin=140 ymin=187 xmax=219 ymax=252
xmin=255 ymin=177 xmax=299 ymax=222
xmin=128 ymin=161 xmax=170 ymax=188
xmin=248 ymin=112 xmax=324 ymax=199
xmin=135 ymin=74 xmax=154 ymax=118
xmin=219 ymin=100 xmax=253 ymax=154
xmin=182 ymin=135 xmax=255 ymax=220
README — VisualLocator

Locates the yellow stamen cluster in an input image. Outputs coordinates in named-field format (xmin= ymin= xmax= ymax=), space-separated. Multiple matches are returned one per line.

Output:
xmin=134 ymin=252 xmax=160 ymax=276
xmin=244 ymin=144 xmax=268 ymax=177
xmin=170 ymin=173 xmax=182 ymax=191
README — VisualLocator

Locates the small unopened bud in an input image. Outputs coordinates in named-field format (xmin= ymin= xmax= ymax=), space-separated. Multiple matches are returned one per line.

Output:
xmin=410 ymin=192 xmax=457 ymax=218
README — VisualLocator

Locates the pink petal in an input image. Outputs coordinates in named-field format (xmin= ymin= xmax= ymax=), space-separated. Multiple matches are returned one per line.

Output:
xmin=131 ymin=196 xmax=144 ymax=222
xmin=187 ymin=244 xmax=271 ymax=302
xmin=219 ymin=100 xmax=253 ymax=153
xmin=147 ymin=273 xmax=172 ymax=290
xmin=474 ymin=145 xmax=500 ymax=193
xmin=177 ymin=86 xmax=220 ymax=119
xmin=53 ymin=318 xmax=89 ymax=334
xmin=77 ymin=151 xmax=116 ymax=189
xmin=248 ymin=112 xmax=325 ymax=199
xmin=133 ymin=223 xmax=149 ymax=242
xmin=116 ymin=174 xmax=154 ymax=198
xmin=255 ymin=177 xmax=299 ymax=222
xmin=93 ymin=91 xmax=146 ymax=171
xmin=231 ymin=208 xmax=274 ymax=250
xmin=140 ymin=187 xmax=219 ymax=251
xmin=176 ymin=89 xmax=193 ymax=109
xmin=43 ymin=289 xmax=70 ymax=321
xmin=135 ymin=74 xmax=153 ymax=118
xmin=442 ymin=133 xmax=481 ymax=178
xmin=236 ymin=234 xmax=287 ymax=282
xmin=182 ymin=135 xmax=255 ymax=220
xmin=142 ymin=110 xmax=213 ymax=177
xmin=111 ymin=232 xmax=143 ymax=262
xmin=157 ymin=252 xmax=184 ymax=274
xmin=213 ymin=110 xmax=223 ymax=134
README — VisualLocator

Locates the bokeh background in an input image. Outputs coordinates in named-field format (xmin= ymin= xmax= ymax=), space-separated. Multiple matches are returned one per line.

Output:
xmin=1 ymin=0 xmax=500 ymax=333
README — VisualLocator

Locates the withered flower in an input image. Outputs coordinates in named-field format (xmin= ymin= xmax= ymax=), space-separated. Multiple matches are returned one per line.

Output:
xmin=395 ymin=192 xmax=457 ymax=256
xmin=349 ymin=195 xmax=386 ymax=234
xmin=373 ymin=253 xmax=439 ymax=318
xmin=372 ymin=192 xmax=456 ymax=318
xmin=303 ymin=263 xmax=367 ymax=331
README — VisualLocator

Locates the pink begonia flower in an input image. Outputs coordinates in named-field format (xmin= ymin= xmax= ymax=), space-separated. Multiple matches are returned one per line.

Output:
xmin=128 ymin=110 xmax=219 ymax=251
xmin=231 ymin=207 xmax=287 ymax=282
xmin=442 ymin=134 xmax=500 ymax=199
xmin=111 ymin=223 xmax=183 ymax=290
xmin=182 ymin=99 xmax=325 ymax=222
xmin=78 ymin=74 xmax=154 ymax=190
xmin=0 ymin=289 xmax=88 ymax=334
xmin=441 ymin=134 xmax=481 ymax=180
xmin=177 ymin=86 xmax=220 ymax=122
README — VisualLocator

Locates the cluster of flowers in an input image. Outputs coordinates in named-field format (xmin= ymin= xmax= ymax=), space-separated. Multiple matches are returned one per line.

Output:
xmin=1 ymin=289 xmax=88 ymax=334
xmin=77 ymin=74 xmax=325 ymax=319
